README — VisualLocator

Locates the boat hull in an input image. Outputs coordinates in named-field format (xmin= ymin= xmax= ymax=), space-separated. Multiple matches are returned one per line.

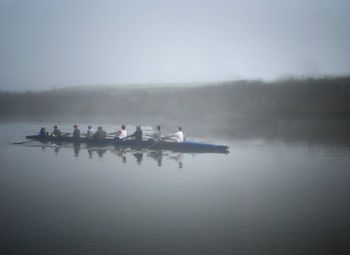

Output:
xmin=25 ymin=135 xmax=229 ymax=153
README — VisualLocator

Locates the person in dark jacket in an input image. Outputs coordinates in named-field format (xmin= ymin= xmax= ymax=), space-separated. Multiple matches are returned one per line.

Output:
xmin=129 ymin=125 xmax=143 ymax=142
xmin=94 ymin=126 xmax=106 ymax=139
xmin=39 ymin=127 xmax=46 ymax=136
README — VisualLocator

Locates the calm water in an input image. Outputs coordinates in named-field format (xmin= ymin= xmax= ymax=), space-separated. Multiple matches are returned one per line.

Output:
xmin=1 ymin=122 xmax=350 ymax=254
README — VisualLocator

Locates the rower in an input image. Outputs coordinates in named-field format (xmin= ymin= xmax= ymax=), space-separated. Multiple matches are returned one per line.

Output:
xmin=112 ymin=125 xmax=127 ymax=141
xmin=51 ymin=125 xmax=62 ymax=137
xmin=129 ymin=125 xmax=143 ymax=142
xmin=73 ymin=124 xmax=80 ymax=139
xmin=38 ymin=127 xmax=46 ymax=137
xmin=94 ymin=126 xmax=106 ymax=139
xmin=174 ymin=127 xmax=184 ymax=143
xmin=86 ymin=125 xmax=95 ymax=139
xmin=152 ymin=125 xmax=162 ymax=142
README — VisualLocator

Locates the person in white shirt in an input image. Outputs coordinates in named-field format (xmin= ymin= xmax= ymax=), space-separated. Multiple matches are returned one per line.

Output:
xmin=112 ymin=125 xmax=128 ymax=140
xmin=174 ymin=126 xmax=184 ymax=143
xmin=86 ymin=125 xmax=95 ymax=139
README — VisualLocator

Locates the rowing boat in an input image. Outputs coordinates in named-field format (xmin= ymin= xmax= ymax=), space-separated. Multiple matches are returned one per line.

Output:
xmin=25 ymin=135 xmax=229 ymax=153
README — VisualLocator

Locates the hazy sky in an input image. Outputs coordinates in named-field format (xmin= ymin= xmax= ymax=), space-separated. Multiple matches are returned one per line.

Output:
xmin=0 ymin=0 xmax=349 ymax=90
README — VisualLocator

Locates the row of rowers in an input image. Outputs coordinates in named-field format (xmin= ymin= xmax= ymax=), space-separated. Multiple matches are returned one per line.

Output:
xmin=38 ymin=125 xmax=185 ymax=143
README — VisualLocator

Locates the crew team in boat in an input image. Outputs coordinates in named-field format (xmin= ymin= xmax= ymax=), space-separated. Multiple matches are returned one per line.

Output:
xmin=38 ymin=124 xmax=185 ymax=143
xmin=27 ymin=125 xmax=228 ymax=153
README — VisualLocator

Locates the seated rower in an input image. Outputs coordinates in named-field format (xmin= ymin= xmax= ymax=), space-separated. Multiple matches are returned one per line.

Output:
xmin=51 ymin=125 xmax=62 ymax=137
xmin=86 ymin=125 xmax=95 ymax=139
xmin=129 ymin=125 xmax=143 ymax=142
xmin=94 ymin=126 xmax=106 ymax=139
xmin=173 ymin=126 xmax=185 ymax=143
xmin=73 ymin=124 xmax=80 ymax=139
xmin=152 ymin=125 xmax=162 ymax=142
xmin=112 ymin=125 xmax=127 ymax=141
xmin=38 ymin=127 xmax=47 ymax=137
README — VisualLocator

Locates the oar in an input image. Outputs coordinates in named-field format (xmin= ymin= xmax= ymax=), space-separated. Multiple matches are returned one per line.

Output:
xmin=146 ymin=139 xmax=162 ymax=149
xmin=12 ymin=140 xmax=36 ymax=145
xmin=146 ymin=136 xmax=174 ymax=149
xmin=12 ymin=132 xmax=68 ymax=145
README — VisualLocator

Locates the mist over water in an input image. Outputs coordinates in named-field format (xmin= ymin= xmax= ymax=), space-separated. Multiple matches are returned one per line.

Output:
xmin=1 ymin=121 xmax=350 ymax=254
xmin=1 ymin=77 xmax=350 ymax=146
xmin=1 ymin=78 xmax=350 ymax=254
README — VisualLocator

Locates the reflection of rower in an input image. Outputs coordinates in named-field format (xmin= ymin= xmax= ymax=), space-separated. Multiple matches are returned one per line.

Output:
xmin=97 ymin=149 xmax=107 ymax=158
xmin=111 ymin=148 xmax=127 ymax=163
xmin=54 ymin=146 xmax=60 ymax=155
xmin=122 ymin=153 xmax=127 ymax=164
xmin=133 ymin=152 xmax=143 ymax=165
xmin=169 ymin=153 xmax=184 ymax=168
xmin=88 ymin=150 xmax=93 ymax=159
xmin=73 ymin=142 xmax=80 ymax=157
xmin=87 ymin=148 xmax=108 ymax=158
xmin=148 ymin=150 xmax=163 ymax=167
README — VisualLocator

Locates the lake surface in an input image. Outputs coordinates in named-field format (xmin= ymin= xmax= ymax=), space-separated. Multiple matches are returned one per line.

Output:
xmin=1 ymin=122 xmax=350 ymax=254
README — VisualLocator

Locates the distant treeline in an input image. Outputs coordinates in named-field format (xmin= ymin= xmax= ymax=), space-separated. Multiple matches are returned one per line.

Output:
xmin=1 ymin=76 xmax=350 ymax=124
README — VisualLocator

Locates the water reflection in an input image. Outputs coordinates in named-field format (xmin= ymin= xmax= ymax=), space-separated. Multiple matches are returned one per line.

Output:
xmin=133 ymin=152 xmax=143 ymax=165
xmin=73 ymin=142 xmax=80 ymax=157
xmin=54 ymin=146 xmax=60 ymax=155
xmin=4 ymin=123 xmax=350 ymax=255
xmin=26 ymin=142 xmax=190 ymax=168
xmin=148 ymin=150 xmax=163 ymax=166
xmin=87 ymin=147 xmax=108 ymax=159
xmin=170 ymin=153 xmax=183 ymax=168
xmin=111 ymin=148 xmax=128 ymax=163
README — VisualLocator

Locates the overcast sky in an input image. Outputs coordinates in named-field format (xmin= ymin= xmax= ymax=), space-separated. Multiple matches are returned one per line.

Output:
xmin=0 ymin=0 xmax=349 ymax=90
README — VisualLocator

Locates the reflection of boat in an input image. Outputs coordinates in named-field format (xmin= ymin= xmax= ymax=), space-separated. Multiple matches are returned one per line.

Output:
xmin=25 ymin=135 xmax=229 ymax=153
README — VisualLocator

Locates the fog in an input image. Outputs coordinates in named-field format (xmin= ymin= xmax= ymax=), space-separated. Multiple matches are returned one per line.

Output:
xmin=1 ymin=77 xmax=350 ymax=146
xmin=1 ymin=0 xmax=350 ymax=91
